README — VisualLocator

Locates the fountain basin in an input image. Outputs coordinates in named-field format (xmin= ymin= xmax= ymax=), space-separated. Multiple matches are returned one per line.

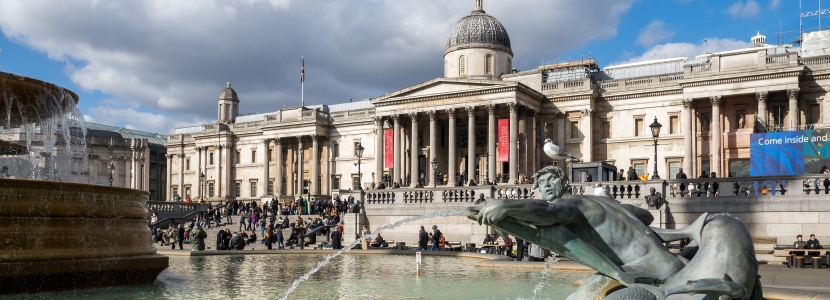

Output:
xmin=0 ymin=179 xmax=168 ymax=294
xmin=0 ymin=72 xmax=79 ymax=128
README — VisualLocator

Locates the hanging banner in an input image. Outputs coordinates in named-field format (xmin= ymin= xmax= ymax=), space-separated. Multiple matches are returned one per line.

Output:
xmin=384 ymin=129 xmax=394 ymax=168
xmin=498 ymin=119 xmax=509 ymax=162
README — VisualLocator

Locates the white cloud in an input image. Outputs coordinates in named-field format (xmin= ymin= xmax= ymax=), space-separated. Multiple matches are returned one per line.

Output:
xmin=613 ymin=38 xmax=750 ymax=65
xmin=769 ymin=0 xmax=781 ymax=9
xmin=728 ymin=0 xmax=761 ymax=18
xmin=86 ymin=105 xmax=209 ymax=134
xmin=0 ymin=0 xmax=635 ymax=132
xmin=636 ymin=20 xmax=675 ymax=47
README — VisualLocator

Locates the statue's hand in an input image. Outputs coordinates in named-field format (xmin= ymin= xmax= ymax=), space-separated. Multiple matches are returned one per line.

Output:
xmin=467 ymin=199 xmax=509 ymax=226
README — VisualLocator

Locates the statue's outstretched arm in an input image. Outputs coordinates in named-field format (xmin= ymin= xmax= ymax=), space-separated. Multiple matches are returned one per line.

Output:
xmin=469 ymin=199 xmax=579 ymax=227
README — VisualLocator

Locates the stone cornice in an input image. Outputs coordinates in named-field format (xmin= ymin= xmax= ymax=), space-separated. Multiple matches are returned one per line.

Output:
xmin=600 ymin=89 xmax=683 ymax=101
xmin=371 ymin=77 xmax=545 ymax=105
xmin=679 ymin=68 xmax=803 ymax=88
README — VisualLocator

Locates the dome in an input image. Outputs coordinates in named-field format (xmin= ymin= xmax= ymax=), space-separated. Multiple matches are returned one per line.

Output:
xmin=445 ymin=1 xmax=512 ymax=55
xmin=219 ymin=82 xmax=239 ymax=101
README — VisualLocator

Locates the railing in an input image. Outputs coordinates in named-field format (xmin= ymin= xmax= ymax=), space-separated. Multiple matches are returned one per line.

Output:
xmin=802 ymin=55 xmax=830 ymax=66
xmin=766 ymin=53 xmax=790 ymax=64
xmin=494 ymin=186 xmax=536 ymax=199
xmin=624 ymin=77 xmax=653 ymax=86
xmin=563 ymin=80 xmax=583 ymax=88
xmin=690 ymin=63 xmax=711 ymax=73
xmin=659 ymin=73 xmax=684 ymax=82
xmin=173 ymin=126 xmax=204 ymax=135
xmin=147 ymin=201 xmax=208 ymax=212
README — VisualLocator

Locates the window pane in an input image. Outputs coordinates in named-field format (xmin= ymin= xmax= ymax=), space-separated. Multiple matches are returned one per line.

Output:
xmin=235 ymin=182 xmax=241 ymax=197
xmin=268 ymin=181 xmax=274 ymax=195
xmin=252 ymin=150 xmax=257 ymax=163
xmin=701 ymin=159 xmax=710 ymax=175
xmin=668 ymin=161 xmax=680 ymax=179
xmin=729 ymin=159 xmax=750 ymax=177
xmin=634 ymin=163 xmax=645 ymax=176
xmin=635 ymin=119 xmax=643 ymax=137
xmin=250 ymin=182 xmax=257 ymax=197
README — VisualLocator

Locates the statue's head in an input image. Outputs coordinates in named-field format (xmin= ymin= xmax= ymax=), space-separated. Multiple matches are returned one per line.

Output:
xmin=532 ymin=166 xmax=570 ymax=201
xmin=649 ymin=187 xmax=656 ymax=195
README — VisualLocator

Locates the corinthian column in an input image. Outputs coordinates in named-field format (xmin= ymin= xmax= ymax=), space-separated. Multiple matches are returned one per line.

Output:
xmin=263 ymin=140 xmax=270 ymax=196
xmin=486 ymin=104 xmax=496 ymax=184
xmin=297 ymin=137 xmax=305 ymax=195
xmin=428 ymin=111 xmax=437 ymax=186
xmin=681 ymin=99 xmax=694 ymax=175
xmin=275 ymin=139 xmax=283 ymax=196
xmin=466 ymin=106 xmax=477 ymax=185
xmin=756 ymin=92 xmax=768 ymax=126
xmin=311 ymin=135 xmax=320 ymax=195
xmin=374 ymin=116 xmax=384 ymax=184
xmin=508 ymin=103 xmax=518 ymax=183
xmin=581 ymin=109 xmax=593 ymax=163
xmin=710 ymin=96 xmax=722 ymax=176
xmin=788 ymin=88 xmax=800 ymax=129
xmin=392 ymin=115 xmax=401 ymax=186
xmin=410 ymin=113 xmax=419 ymax=187
xmin=447 ymin=109 xmax=457 ymax=186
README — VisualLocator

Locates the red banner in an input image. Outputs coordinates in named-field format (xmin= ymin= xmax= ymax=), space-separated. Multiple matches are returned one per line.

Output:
xmin=498 ymin=119 xmax=509 ymax=162
xmin=384 ymin=129 xmax=394 ymax=168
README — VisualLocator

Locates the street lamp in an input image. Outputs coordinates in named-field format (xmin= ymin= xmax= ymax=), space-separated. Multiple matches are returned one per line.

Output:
xmin=354 ymin=142 xmax=364 ymax=190
xmin=431 ymin=157 xmax=438 ymax=188
xmin=649 ymin=117 xmax=662 ymax=180
xmin=107 ymin=162 xmax=115 ymax=186
xmin=199 ymin=172 xmax=206 ymax=201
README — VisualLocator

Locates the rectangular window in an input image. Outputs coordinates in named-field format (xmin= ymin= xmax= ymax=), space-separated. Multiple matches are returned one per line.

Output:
xmin=235 ymin=151 xmax=240 ymax=164
xmin=208 ymin=182 xmax=215 ymax=197
xmin=281 ymin=177 xmax=287 ymax=195
xmin=700 ymin=113 xmax=711 ymax=132
xmin=186 ymin=158 xmax=190 ymax=171
xmin=809 ymin=104 xmax=821 ymax=125
xmin=631 ymin=159 xmax=647 ymax=177
xmin=268 ymin=180 xmax=274 ymax=195
xmin=601 ymin=119 xmax=611 ymax=139
xmin=234 ymin=182 xmax=241 ymax=197
xmin=172 ymin=186 xmax=178 ymax=198
xmin=209 ymin=153 xmax=214 ymax=165
xmin=668 ymin=160 xmax=681 ymax=179
xmin=352 ymin=175 xmax=360 ymax=190
xmin=332 ymin=176 xmax=341 ymax=190
xmin=333 ymin=142 xmax=339 ymax=159
xmin=185 ymin=186 xmax=191 ymax=198
xmin=729 ymin=159 xmax=750 ymax=178
xmin=250 ymin=181 xmax=257 ymax=197
xmin=635 ymin=118 xmax=644 ymax=137
xmin=570 ymin=121 xmax=579 ymax=139
xmin=252 ymin=150 xmax=257 ymax=163
xmin=354 ymin=142 xmax=360 ymax=156
xmin=700 ymin=158 xmax=711 ymax=175
xmin=669 ymin=116 xmax=679 ymax=134
xmin=485 ymin=54 xmax=494 ymax=75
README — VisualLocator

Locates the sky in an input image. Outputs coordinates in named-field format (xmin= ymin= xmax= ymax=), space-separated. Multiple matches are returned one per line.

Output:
xmin=0 ymin=0 xmax=817 ymax=134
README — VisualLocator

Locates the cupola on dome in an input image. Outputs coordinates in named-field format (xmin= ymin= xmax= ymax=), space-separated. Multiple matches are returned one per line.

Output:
xmin=445 ymin=0 xmax=512 ymax=55
xmin=219 ymin=82 xmax=239 ymax=101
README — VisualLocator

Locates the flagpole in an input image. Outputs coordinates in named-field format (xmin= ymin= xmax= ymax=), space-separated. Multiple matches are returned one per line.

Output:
xmin=301 ymin=56 xmax=305 ymax=107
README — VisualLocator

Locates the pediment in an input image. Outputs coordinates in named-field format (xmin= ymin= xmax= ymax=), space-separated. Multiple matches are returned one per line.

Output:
xmin=372 ymin=78 xmax=514 ymax=103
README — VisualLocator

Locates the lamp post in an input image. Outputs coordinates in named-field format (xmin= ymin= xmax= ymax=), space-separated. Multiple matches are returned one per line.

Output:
xmin=649 ymin=117 xmax=662 ymax=180
xmin=431 ymin=157 xmax=438 ymax=188
xmin=107 ymin=162 xmax=115 ymax=186
xmin=199 ymin=172 xmax=206 ymax=201
xmin=354 ymin=142 xmax=364 ymax=190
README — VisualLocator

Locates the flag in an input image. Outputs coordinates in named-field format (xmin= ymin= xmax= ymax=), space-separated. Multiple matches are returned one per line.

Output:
xmin=301 ymin=56 xmax=305 ymax=84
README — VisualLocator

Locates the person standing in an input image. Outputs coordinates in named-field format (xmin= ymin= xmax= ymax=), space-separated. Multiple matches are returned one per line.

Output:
xmin=275 ymin=227 xmax=285 ymax=250
xmin=176 ymin=223 xmax=185 ymax=250
xmin=238 ymin=210 xmax=247 ymax=232
xmin=264 ymin=228 xmax=274 ymax=250
xmin=626 ymin=167 xmax=638 ymax=181
xmin=676 ymin=168 xmax=688 ymax=196
xmin=417 ymin=226 xmax=429 ymax=251
xmin=360 ymin=225 xmax=371 ymax=250
xmin=189 ymin=225 xmax=207 ymax=251
xmin=216 ymin=229 xmax=227 ymax=250
xmin=515 ymin=237 xmax=526 ymax=261
xmin=430 ymin=225 xmax=442 ymax=251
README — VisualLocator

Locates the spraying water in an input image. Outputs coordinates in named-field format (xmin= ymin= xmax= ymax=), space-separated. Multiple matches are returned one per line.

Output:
xmin=279 ymin=208 xmax=471 ymax=300
xmin=529 ymin=253 xmax=561 ymax=299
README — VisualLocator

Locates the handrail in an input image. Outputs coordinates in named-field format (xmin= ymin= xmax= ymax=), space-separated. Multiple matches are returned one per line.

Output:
xmin=298 ymin=225 xmax=338 ymax=250
xmin=149 ymin=210 xmax=209 ymax=229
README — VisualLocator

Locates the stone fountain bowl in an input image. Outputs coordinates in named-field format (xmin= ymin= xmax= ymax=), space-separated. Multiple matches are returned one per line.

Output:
xmin=0 ymin=71 xmax=79 ymax=128
xmin=0 ymin=179 xmax=168 ymax=294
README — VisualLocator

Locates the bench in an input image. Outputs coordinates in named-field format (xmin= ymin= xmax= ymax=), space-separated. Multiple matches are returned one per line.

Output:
xmin=444 ymin=241 xmax=463 ymax=251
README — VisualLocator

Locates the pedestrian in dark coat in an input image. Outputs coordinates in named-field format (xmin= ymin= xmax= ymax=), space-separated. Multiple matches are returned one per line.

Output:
xmin=216 ymin=230 xmax=227 ymax=250
xmin=417 ymin=226 xmax=429 ymax=250
xmin=176 ymin=224 xmax=185 ymax=250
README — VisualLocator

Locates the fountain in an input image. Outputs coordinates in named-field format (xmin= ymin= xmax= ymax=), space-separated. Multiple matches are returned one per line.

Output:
xmin=0 ymin=71 xmax=167 ymax=294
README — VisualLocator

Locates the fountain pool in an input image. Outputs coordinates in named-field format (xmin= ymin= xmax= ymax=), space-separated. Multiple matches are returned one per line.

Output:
xmin=4 ymin=254 xmax=587 ymax=299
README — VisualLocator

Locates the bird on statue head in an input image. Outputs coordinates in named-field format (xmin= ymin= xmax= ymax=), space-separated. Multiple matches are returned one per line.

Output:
xmin=543 ymin=138 xmax=580 ymax=164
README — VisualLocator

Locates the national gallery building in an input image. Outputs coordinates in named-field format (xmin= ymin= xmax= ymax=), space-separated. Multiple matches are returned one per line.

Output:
xmin=166 ymin=1 xmax=830 ymax=203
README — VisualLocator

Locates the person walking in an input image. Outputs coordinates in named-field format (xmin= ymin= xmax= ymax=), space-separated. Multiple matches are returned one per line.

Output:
xmin=265 ymin=227 xmax=274 ymax=250
xmin=275 ymin=227 xmax=285 ymax=250
xmin=417 ymin=226 xmax=429 ymax=251
xmin=238 ymin=211 xmax=247 ymax=232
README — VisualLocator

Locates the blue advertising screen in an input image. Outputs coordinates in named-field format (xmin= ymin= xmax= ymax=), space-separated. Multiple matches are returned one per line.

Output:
xmin=750 ymin=129 xmax=830 ymax=176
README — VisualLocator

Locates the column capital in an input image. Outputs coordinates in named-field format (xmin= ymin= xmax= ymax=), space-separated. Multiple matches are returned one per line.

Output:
xmin=507 ymin=102 xmax=519 ymax=112
xmin=553 ymin=111 xmax=565 ymax=119
xmin=311 ymin=134 xmax=319 ymax=142
xmin=445 ymin=108 xmax=456 ymax=118
xmin=273 ymin=137 xmax=282 ymax=144
xmin=580 ymin=109 xmax=593 ymax=117
xmin=427 ymin=110 xmax=436 ymax=120
xmin=465 ymin=106 xmax=476 ymax=116
xmin=756 ymin=91 xmax=769 ymax=103
xmin=709 ymin=96 xmax=722 ymax=107
xmin=682 ymin=98 xmax=695 ymax=108
xmin=391 ymin=114 xmax=401 ymax=123
xmin=486 ymin=104 xmax=497 ymax=114
xmin=787 ymin=88 xmax=800 ymax=100
xmin=408 ymin=112 xmax=418 ymax=120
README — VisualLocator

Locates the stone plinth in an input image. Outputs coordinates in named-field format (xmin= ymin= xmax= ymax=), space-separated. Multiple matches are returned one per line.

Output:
xmin=0 ymin=179 xmax=168 ymax=294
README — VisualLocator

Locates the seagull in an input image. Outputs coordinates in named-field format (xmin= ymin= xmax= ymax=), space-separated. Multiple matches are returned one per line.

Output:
xmin=593 ymin=182 xmax=613 ymax=199
xmin=543 ymin=138 xmax=580 ymax=162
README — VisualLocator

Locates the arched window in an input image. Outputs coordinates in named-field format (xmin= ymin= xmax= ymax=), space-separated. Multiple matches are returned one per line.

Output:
xmin=485 ymin=54 xmax=494 ymax=75
xmin=507 ymin=57 xmax=512 ymax=73
xmin=459 ymin=55 xmax=467 ymax=76
xmin=444 ymin=60 xmax=448 ymax=77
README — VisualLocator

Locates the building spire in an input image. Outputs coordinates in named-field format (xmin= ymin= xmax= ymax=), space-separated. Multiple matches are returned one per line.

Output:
xmin=474 ymin=0 xmax=483 ymax=12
